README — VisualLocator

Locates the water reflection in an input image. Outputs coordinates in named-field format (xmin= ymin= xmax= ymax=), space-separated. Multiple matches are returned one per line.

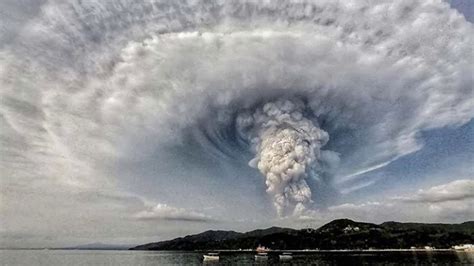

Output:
xmin=0 ymin=250 xmax=472 ymax=265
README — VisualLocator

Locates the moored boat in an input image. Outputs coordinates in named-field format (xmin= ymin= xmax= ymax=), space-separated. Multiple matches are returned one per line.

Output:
xmin=255 ymin=252 xmax=268 ymax=260
xmin=453 ymin=244 xmax=474 ymax=252
xmin=256 ymin=244 xmax=270 ymax=253
xmin=203 ymin=253 xmax=219 ymax=261
xmin=279 ymin=252 xmax=293 ymax=260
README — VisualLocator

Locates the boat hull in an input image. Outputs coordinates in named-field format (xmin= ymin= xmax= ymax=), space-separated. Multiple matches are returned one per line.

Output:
xmin=255 ymin=255 xmax=268 ymax=260
xmin=203 ymin=255 xmax=219 ymax=261
xmin=279 ymin=255 xmax=293 ymax=260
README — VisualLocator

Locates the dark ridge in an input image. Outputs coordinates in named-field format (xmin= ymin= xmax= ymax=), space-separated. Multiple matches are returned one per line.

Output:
xmin=130 ymin=219 xmax=474 ymax=251
xmin=242 ymin=226 xmax=295 ymax=238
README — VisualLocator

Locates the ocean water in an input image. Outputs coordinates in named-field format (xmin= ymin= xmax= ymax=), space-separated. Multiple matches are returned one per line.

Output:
xmin=1 ymin=250 xmax=473 ymax=265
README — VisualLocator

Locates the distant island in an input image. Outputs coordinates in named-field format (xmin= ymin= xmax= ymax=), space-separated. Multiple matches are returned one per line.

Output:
xmin=61 ymin=243 xmax=132 ymax=250
xmin=131 ymin=219 xmax=474 ymax=251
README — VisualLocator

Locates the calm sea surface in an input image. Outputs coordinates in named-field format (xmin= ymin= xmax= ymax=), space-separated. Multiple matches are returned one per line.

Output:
xmin=1 ymin=250 xmax=473 ymax=265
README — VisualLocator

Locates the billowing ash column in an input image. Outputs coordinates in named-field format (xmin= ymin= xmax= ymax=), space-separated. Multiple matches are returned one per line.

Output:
xmin=237 ymin=99 xmax=329 ymax=216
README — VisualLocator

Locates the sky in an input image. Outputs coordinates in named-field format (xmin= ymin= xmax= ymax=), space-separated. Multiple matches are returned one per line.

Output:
xmin=0 ymin=0 xmax=473 ymax=248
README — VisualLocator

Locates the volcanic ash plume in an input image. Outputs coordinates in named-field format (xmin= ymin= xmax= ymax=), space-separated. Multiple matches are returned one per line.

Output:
xmin=1 ymin=0 xmax=472 ymax=221
xmin=237 ymin=99 xmax=329 ymax=216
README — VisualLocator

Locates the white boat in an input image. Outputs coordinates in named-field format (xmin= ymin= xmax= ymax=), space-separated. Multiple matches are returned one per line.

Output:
xmin=453 ymin=244 xmax=474 ymax=252
xmin=255 ymin=252 xmax=268 ymax=260
xmin=279 ymin=252 xmax=293 ymax=260
xmin=203 ymin=253 xmax=219 ymax=261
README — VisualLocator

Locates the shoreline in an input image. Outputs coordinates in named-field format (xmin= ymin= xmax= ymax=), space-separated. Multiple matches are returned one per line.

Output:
xmin=2 ymin=248 xmax=472 ymax=253
xmin=199 ymin=249 xmax=467 ymax=253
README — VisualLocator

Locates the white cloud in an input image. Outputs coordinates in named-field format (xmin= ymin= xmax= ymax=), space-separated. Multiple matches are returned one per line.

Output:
xmin=134 ymin=204 xmax=213 ymax=222
xmin=394 ymin=179 xmax=474 ymax=203
xmin=301 ymin=200 xmax=473 ymax=226
xmin=293 ymin=179 xmax=474 ymax=225
xmin=0 ymin=184 xmax=217 ymax=248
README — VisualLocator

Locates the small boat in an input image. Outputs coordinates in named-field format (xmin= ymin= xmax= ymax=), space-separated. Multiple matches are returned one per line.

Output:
xmin=279 ymin=252 xmax=293 ymax=260
xmin=255 ymin=252 xmax=268 ymax=260
xmin=453 ymin=244 xmax=474 ymax=252
xmin=203 ymin=253 xmax=219 ymax=261
xmin=256 ymin=244 xmax=270 ymax=253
